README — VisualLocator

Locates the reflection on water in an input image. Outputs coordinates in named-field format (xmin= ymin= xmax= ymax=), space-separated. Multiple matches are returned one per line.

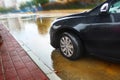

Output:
xmin=52 ymin=50 xmax=120 ymax=80
xmin=2 ymin=18 xmax=24 ymax=32
xmin=0 ymin=17 xmax=55 ymax=70
xmin=37 ymin=18 xmax=53 ymax=35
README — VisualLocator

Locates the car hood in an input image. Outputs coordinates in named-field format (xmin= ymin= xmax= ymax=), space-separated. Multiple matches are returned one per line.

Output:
xmin=52 ymin=11 xmax=89 ymax=28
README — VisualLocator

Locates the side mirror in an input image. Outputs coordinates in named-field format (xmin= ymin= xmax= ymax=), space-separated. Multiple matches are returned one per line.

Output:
xmin=100 ymin=3 xmax=109 ymax=14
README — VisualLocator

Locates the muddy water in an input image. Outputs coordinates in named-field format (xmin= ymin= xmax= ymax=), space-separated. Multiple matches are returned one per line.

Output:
xmin=52 ymin=50 xmax=120 ymax=80
xmin=1 ymin=16 xmax=120 ymax=80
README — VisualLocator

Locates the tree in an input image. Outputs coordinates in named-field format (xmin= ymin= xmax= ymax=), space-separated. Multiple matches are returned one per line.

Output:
xmin=20 ymin=1 xmax=33 ymax=9
xmin=0 ymin=7 xmax=15 ymax=13
xmin=32 ymin=0 xmax=49 ymax=6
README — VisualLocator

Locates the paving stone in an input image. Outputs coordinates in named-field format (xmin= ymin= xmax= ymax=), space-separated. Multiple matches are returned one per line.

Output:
xmin=13 ymin=60 xmax=26 ymax=70
xmin=5 ymin=68 xmax=17 ymax=79
xmin=17 ymin=68 xmax=33 ymax=80
xmin=21 ymin=56 xmax=32 ymax=63
xmin=0 ymin=24 xmax=49 ymax=80
xmin=25 ymin=61 xmax=38 ymax=72
xmin=18 ymin=50 xmax=27 ymax=57
xmin=32 ymin=69 xmax=48 ymax=80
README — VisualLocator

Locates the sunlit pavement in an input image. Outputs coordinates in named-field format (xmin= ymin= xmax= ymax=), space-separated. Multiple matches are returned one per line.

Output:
xmin=0 ymin=24 xmax=49 ymax=80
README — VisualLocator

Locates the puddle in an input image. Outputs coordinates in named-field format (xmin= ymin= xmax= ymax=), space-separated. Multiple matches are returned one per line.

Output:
xmin=0 ymin=16 xmax=55 ymax=70
xmin=1 ymin=14 xmax=120 ymax=80
xmin=52 ymin=50 xmax=120 ymax=80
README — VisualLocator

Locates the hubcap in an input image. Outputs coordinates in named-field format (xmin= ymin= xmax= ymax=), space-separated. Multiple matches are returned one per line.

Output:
xmin=60 ymin=36 xmax=74 ymax=57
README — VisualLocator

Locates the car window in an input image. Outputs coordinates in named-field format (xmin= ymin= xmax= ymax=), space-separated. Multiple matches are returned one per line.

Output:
xmin=109 ymin=0 xmax=120 ymax=13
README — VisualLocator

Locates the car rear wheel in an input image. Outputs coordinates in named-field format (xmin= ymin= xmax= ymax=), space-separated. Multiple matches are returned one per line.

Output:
xmin=59 ymin=32 xmax=84 ymax=60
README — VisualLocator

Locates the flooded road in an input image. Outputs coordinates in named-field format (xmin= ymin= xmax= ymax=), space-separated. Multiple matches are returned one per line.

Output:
xmin=52 ymin=50 xmax=120 ymax=80
xmin=1 ymin=17 xmax=55 ymax=70
xmin=1 ymin=14 xmax=120 ymax=80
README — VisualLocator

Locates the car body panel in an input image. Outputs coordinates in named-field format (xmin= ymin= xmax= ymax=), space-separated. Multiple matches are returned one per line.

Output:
xmin=50 ymin=0 xmax=120 ymax=61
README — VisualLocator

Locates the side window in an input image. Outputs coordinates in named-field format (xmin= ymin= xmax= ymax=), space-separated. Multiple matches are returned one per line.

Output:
xmin=109 ymin=0 xmax=120 ymax=13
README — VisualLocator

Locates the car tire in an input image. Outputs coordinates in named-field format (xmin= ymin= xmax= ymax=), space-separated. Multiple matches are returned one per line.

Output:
xmin=59 ymin=32 xmax=84 ymax=60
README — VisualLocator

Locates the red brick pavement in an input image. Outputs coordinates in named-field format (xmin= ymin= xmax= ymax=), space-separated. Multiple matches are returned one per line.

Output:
xmin=0 ymin=24 xmax=49 ymax=80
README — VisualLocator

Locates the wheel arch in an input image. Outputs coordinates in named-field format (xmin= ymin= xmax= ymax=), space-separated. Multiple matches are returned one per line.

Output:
xmin=54 ymin=27 xmax=83 ymax=48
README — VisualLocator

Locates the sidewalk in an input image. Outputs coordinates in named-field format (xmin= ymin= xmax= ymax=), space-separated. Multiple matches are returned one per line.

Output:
xmin=0 ymin=24 xmax=49 ymax=80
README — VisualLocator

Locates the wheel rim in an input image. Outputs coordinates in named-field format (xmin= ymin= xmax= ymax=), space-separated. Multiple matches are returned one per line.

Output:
xmin=60 ymin=36 xmax=74 ymax=57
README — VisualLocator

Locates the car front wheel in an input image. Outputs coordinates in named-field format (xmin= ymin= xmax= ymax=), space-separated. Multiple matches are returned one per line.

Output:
xmin=59 ymin=32 xmax=84 ymax=60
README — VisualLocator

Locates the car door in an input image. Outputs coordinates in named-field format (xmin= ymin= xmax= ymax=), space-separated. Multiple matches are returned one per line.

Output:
xmin=84 ymin=0 xmax=120 ymax=57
